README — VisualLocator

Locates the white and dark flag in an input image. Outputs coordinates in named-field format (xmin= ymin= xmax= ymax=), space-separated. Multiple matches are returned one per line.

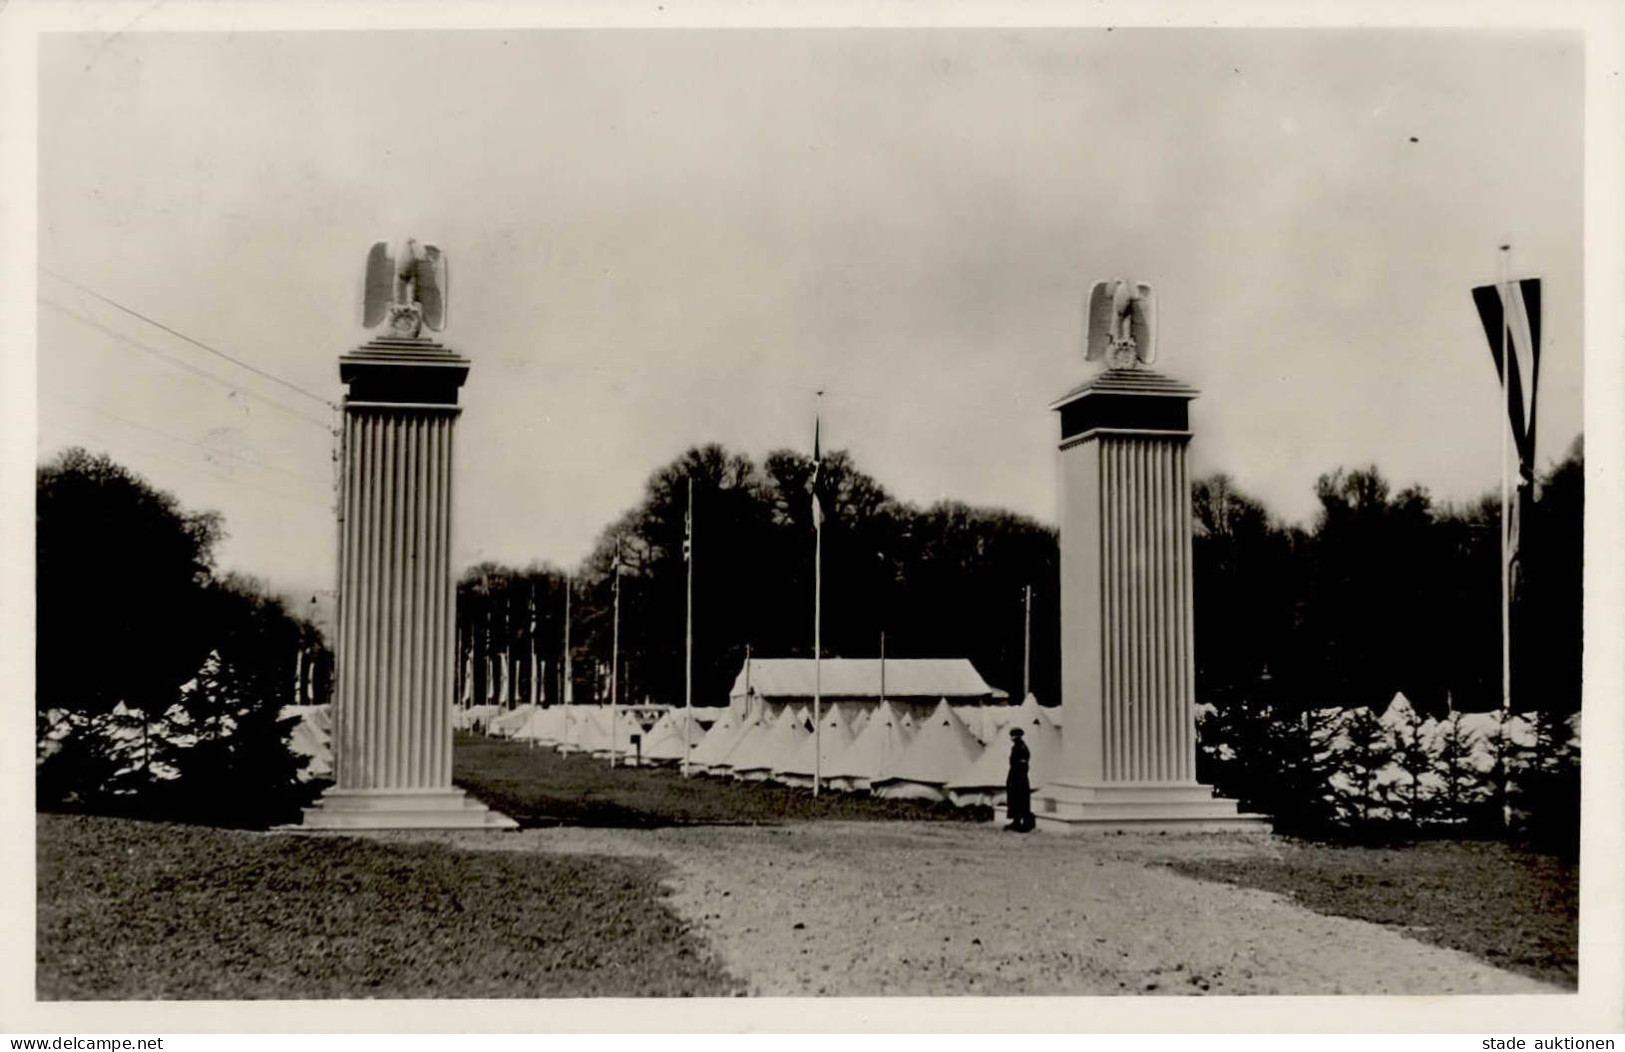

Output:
xmin=1471 ymin=277 xmax=1543 ymax=486
xmin=810 ymin=415 xmax=824 ymax=530
xmin=1471 ymin=276 xmax=1542 ymax=624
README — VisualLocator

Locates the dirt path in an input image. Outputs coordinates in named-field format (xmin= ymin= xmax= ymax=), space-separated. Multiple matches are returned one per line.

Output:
xmin=396 ymin=821 xmax=1559 ymax=997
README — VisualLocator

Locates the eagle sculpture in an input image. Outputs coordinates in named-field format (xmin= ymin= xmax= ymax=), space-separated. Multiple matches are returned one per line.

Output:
xmin=1085 ymin=279 xmax=1156 ymax=367
xmin=363 ymin=239 xmax=448 ymax=338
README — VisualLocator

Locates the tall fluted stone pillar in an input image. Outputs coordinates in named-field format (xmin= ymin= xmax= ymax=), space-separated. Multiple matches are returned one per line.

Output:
xmin=296 ymin=335 xmax=515 ymax=830
xmin=1028 ymin=367 xmax=1267 ymax=832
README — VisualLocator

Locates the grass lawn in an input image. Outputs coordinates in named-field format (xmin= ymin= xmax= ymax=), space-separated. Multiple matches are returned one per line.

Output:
xmin=37 ymin=812 xmax=741 ymax=999
xmin=452 ymin=732 xmax=989 ymax=827
xmin=1165 ymin=838 xmax=1578 ymax=989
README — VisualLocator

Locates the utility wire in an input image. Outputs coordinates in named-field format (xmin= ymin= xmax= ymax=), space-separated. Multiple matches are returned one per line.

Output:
xmin=45 ymin=394 xmax=331 ymax=487
xmin=41 ymin=416 xmax=333 ymax=511
xmin=40 ymin=298 xmax=334 ymax=431
xmin=41 ymin=266 xmax=339 ymax=410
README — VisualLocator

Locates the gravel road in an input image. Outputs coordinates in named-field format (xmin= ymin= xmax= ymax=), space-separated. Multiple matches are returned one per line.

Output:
xmin=398 ymin=821 xmax=1558 ymax=997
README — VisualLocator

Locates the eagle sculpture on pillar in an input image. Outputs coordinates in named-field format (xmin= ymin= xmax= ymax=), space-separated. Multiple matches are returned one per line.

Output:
xmin=1085 ymin=279 xmax=1156 ymax=368
xmin=363 ymin=239 xmax=448 ymax=338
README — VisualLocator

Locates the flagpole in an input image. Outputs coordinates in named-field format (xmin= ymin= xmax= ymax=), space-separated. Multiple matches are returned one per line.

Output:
xmin=1023 ymin=584 xmax=1032 ymax=701
xmin=562 ymin=572 xmax=572 ymax=750
xmin=684 ymin=476 xmax=694 ymax=778
xmin=611 ymin=540 xmax=621 ymax=769
xmin=1498 ymin=246 xmax=1512 ymax=725
xmin=563 ymin=572 xmax=572 ymax=706
xmin=814 ymin=512 xmax=822 ymax=797
xmin=813 ymin=393 xmax=824 ymax=798
xmin=1498 ymin=245 xmax=1513 ymax=830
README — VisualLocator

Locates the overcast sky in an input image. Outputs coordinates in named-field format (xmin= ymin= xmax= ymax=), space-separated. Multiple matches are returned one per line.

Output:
xmin=36 ymin=27 xmax=1583 ymax=597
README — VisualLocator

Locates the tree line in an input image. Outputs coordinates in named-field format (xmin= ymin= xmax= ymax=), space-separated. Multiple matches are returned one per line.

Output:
xmin=455 ymin=444 xmax=1060 ymax=713
xmin=1192 ymin=435 xmax=1582 ymax=722
xmin=454 ymin=436 xmax=1583 ymax=732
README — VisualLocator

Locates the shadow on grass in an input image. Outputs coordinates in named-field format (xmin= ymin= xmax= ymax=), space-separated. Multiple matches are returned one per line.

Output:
xmin=35 ymin=775 xmax=328 ymax=832
xmin=453 ymin=732 xmax=992 ymax=829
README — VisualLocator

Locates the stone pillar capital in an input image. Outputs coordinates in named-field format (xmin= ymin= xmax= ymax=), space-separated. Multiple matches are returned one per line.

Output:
xmin=339 ymin=337 xmax=471 ymax=406
xmin=1050 ymin=367 xmax=1198 ymax=446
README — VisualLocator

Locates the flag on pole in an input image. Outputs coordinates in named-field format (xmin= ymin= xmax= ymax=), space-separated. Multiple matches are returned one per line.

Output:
xmin=1473 ymin=273 xmax=1541 ymax=726
xmin=810 ymin=415 xmax=824 ymax=529
xmin=683 ymin=495 xmax=693 ymax=562
xmin=1472 ymin=277 xmax=1542 ymax=589
xmin=1471 ymin=278 xmax=1542 ymax=486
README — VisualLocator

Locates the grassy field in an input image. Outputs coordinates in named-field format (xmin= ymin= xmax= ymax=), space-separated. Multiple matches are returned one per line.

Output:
xmin=452 ymin=732 xmax=989 ymax=827
xmin=37 ymin=812 xmax=740 ymax=999
xmin=1166 ymin=838 xmax=1579 ymax=988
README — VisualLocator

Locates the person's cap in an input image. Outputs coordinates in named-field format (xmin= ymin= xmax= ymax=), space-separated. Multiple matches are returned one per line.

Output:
xmin=1009 ymin=727 xmax=1024 ymax=738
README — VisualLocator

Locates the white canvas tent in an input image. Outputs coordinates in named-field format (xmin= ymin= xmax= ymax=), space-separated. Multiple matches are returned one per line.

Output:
xmin=608 ymin=709 xmax=647 ymax=761
xmin=728 ymin=657 xmax=1004 ymax=708
xmin=640 ymin=710 xmax=708 ymax=765
xmin=514 ymin=705 xmax=565 ymax=744
xmin=946 ymin=694 xmax=1060 ymax=806
xmin=558 ymin=705 xmax=614 ymax=754
xmin=281 ymin=704 xmax=333 ymax=779
xmin=688 ymin=711 xmax=745 ymax=772
xmin=825 ymin=699 xmax=915 ymax=792
xmin=1456 ymin=710 xmax=1538 ymax=773
xmin=732 ymin=707 xmax=808 ymax=782
xmin=708 ymin=710 xmax=773 ymax=776
xmin=454 ymin=704 xmax=502 ymax=731
xmin=847 ymin=704 xmax=871 ymax=737
xmin=872 ymin=699 xmax=983 ymax=801
xmin=777 ymin=702 xmax=857 ymax=788
xmin=957 ymin=700 xmax=1023 ymax=746
xmin=278 ymin=703 xmax=332 ymax=736
xmin=488 ymin=704 xmax=537 ymax=738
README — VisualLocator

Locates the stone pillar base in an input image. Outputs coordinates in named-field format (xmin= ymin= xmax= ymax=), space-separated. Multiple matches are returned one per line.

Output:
xmin=283 ymin=788 xmax=518 ymax=831
xmin=1001 ymin=780 xmax=1270 ymax=834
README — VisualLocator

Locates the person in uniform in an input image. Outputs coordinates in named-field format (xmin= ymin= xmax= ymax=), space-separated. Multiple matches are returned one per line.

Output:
xmin=1005 ymin=727 xmax=1034 ymax=832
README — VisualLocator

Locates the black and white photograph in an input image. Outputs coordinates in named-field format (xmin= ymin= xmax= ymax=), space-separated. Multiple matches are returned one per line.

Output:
xmin=4 ymin=0 xmax=1622 ymax=1037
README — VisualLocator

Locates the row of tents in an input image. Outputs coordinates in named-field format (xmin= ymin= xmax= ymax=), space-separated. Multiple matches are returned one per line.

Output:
xmin=281 ymin=691 xmax=1579 ymax=817
xmin=461 ymin=696 xmax=1059 ymax=806
xmin=275 ymin=697 xmax=1058 ymax=805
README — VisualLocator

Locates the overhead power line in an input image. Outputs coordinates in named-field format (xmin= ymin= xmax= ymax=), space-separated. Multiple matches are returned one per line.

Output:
xmin=41 ymin=266 xmax=339 ymax=411
xmin=40 ymin=298 xmax=335 ymax=431
xmin=41 ymin=416 xmax=333 ymax=511
xmin=46 ymin=395 xmax=332 ymax=487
